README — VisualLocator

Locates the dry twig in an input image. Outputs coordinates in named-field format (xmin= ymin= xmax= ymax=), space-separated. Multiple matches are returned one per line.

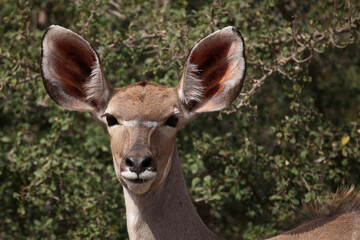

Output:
xmin=227 ymin=15 xmax=357 ymax=114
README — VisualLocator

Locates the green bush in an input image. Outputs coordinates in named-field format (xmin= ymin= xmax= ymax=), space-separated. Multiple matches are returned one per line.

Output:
xmin=1 ymin=0 xmax=359 ymax=239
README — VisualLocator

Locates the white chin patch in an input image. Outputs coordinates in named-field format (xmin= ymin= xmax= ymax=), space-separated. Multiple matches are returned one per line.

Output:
xmin=121 ymin=170 xmax=157 ymax=195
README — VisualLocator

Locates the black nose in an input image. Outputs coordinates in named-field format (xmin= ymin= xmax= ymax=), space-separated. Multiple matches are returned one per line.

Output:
xmin=125 ymin=156 xmax=154 ymax=175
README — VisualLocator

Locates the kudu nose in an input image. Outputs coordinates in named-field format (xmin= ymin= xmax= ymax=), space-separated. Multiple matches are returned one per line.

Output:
xmin=125 ymin=156 xmax=154 ymax=175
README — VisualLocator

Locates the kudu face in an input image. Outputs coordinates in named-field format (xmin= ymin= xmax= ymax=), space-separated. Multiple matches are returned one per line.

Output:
xmin=41 ymin=25 xmax=245 ymax=195
xmin=105 ymin=84 xmax=181 ymax=194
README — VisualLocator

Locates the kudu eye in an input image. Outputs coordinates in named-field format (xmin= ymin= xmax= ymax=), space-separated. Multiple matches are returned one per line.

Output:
xmin=106 ymin=114 xmax=119 ymax=127
xmin=165 ymin=115 xmax=178 ymax=128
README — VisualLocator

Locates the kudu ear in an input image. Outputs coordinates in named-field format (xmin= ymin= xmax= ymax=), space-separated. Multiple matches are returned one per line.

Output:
xmin=41 ymin=25 xmax=112 ymax=119
xmin=177 ymin=26 xmax=246 ymax=113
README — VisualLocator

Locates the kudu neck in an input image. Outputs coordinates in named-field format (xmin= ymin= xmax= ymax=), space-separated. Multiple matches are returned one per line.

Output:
xmin=123 ymin=144 xmax=219 ymax=240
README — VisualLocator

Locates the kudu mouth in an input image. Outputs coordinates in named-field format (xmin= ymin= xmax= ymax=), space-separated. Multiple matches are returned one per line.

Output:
xmin=121 ymin=170 xmax=158 ymax=195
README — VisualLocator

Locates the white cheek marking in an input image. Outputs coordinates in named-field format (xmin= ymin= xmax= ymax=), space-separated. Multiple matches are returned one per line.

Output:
xmin=121 ymin=120 xmax=138 ymax=127
xmin=139 ymin=171 xmax=157 ymax=180
xmin=143 ymin=121 xmax=160 ymax=128
xmin=121 ymin=171 xmax=138 ymax=180
xmin=121 ymin=170 xmax=157 ymax=181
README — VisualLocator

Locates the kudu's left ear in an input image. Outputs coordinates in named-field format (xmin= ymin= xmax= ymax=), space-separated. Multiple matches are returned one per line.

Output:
xmin=41 ymin=25 xmax=112 ymax=120
xmin=177 ymin=26 xmax=246 ymax=113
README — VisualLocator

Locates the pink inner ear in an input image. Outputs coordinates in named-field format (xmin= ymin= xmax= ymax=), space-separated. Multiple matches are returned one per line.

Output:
xmin=51 ymin=37 xmax=96 ymax=99
xmin=191 ymin=41 xmax=231 ymax=71
xmin=189 ymin=39 xmax=232 ymax=101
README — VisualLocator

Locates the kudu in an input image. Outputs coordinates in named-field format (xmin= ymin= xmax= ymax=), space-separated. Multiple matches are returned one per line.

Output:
xmin=41 ymin=25 xmax=360 ymax=239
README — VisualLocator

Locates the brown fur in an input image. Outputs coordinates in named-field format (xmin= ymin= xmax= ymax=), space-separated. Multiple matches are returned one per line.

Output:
xmin=268 ymin=186 xmax=360 ymax=240
xmin=107 ymin=82 xmax=178 ymax=122
xmin=268 ymin=212 xmax=360 ymax=240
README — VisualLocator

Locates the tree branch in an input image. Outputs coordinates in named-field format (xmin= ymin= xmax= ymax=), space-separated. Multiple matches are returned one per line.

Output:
xmin=227 ymin=14 xmax=358 ymax=114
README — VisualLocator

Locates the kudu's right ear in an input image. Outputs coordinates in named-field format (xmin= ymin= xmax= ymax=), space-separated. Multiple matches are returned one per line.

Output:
xmin=41 ymin=25 xmax=112 ymax=120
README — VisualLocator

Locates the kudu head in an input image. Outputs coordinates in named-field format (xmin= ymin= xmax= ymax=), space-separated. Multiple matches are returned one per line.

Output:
xmin=41 ymin=25 xmax=245 ymax=195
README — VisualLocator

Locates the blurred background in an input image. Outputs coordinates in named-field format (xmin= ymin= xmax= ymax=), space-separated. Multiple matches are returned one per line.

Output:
xmin=0 ymin=0 xmax=359 ymax=239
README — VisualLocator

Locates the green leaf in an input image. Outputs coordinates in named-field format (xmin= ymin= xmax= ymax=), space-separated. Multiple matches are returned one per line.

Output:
xmin=192 ymin=177 xmax=201 ymax=188
xmin=304 ymin=192 xmax=312 ymax=203
xmin=290 ymin=198 xmax=300 ymax=205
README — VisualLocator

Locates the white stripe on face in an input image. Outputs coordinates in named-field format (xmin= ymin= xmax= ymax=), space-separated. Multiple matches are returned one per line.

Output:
xmin=120 ymin=120 xmax=160 ymax=128
xmin=143 ymin=121 xmax=161 ymax=128
xmin=121 ymin=120 xmax=138 ymax=127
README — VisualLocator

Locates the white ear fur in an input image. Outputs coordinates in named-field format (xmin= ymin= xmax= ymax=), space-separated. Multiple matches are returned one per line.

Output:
xmin=85 ymin=60 xmax=111 ymax=105
xmin=177 ymin=63 xmax=205 ymax=105
xmin=177 ymin=26 xmax=246 ymax=113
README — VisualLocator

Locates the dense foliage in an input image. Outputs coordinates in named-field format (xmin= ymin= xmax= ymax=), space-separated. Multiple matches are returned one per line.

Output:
xmin=1 ymin=0 xmax=359 ymax=239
